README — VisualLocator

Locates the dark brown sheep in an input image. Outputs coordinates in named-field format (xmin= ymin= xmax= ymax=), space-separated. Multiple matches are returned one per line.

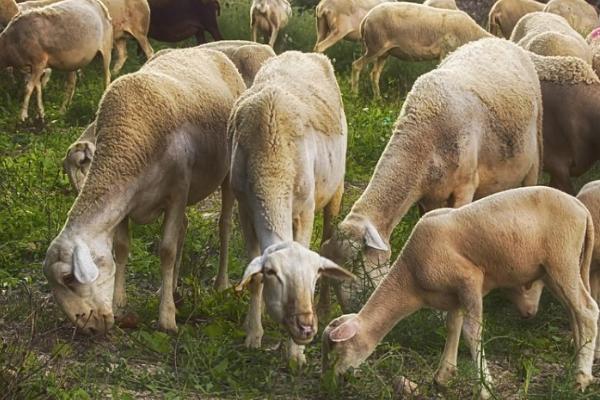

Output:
xmin=147 ymin=0 xmax=222 ymax=43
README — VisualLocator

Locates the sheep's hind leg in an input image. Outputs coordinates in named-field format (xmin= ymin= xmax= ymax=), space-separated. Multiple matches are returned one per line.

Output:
xmin=157 ymin=198 xmax=188 ymax=333
xmin=434 ymin=309 xmax=463 ymax=387
xmin=370 ymin=55 xmax=388 ymax=100
xmin=214 ymin=178 xmax=234 ymax=291
xmin=172 ymin=214 xmax=188 ymax=308
xmin=268 ymin=26 xmax=279 ymax=48
xmin=314 ymin=29 xmax=351 ymax=53
xmin=112 ymin=38 xmax=128 ymax=75
xmin=59 ymin=71 xmax=77 ymax=114
xmin=113 ymin=218 xmax=130 ymax=313
xmin=590 ymin=268 xmax=600 ymax=359
xmin=132 ymin=32 xmax=154 ymax=60
xmin=20 ymin=66 xmax=44 ymax=121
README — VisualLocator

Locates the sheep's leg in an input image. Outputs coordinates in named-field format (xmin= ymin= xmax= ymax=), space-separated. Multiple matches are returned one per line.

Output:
xmin=214 ymin=178 xmax=234 ymax=291
xmin=132 ymin=32 xmax=154 ymax=60
xmin=451 ymin=179 xmax=477 ymax=208
xmin=268 ymin=26 xmax=279 ymax=48
xmin=549 ymin=170 xmax=575 ymax=195
xmin=434 ymin=309 xmax=463 ymax=387
xmin=34 ymin=74 xmax=45 ymax=121
xmin=112 ymin=38 xmax=128 ymax=75
xmin=351 ymin=55 xmax=369 ymax=94
xmin=590 ymin=268 xmax=600 ymax=359
xmin=252 ymin=23 xmax=259 ymax=43
xmin=239 ymin=202 xmax=264 ymax=348
xmin=59 ymin=71 xmax=77 ymax=114
xmin=545 ymin=265 xmax=598 ymax=390
xmin=460 ymin=285 xmax=493 ymax=400
xmin=113 ymin=218 xmax=130 ymax=313
xmin=317 ymin=183 xmax=344 ymax=320
xmin=20 ymin=66 xmax=44 ymax=121
xmin=157 ymin=200 xmax=187 ymax=333
xmin=172 ymin=214 xmax=188 ymax=297
xmin=100 ymin=47 xmax=112 ymax=89
xmin=41 ymin=68 xmax=52 ymax=88
xmin=370 ymin=56 xmax=388 ymax=100
xmin=314 ymin=28 xmax=351 ymax=53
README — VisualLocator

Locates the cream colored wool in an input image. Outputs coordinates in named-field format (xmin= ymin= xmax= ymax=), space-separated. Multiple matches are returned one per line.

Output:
xmin=544 ymin=0 xmax=599 ymax=36
xmin=487 ymin=0 xmax=545 ymax=38
xmin=530 ymin=53 xmax=599 ymax=84
xmin=250 ymin=0 xmax=291 ymax=47
xmin=423 ymin=0 xmax=457 ymax=10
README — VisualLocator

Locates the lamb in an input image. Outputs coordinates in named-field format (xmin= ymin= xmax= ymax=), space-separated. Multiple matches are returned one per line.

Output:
xmin=351 ymin=2 xmax=492 ymax=98
xmin=313 ymin=0 xmax=389 ymax=53
xmin=0 ymin=0 xmax=113 ymax=121
xmin=62 ymin=41 xmax=275 ymax=194
xmin=250 ymin=0 xmax=292 ymax=48
xmin=587 ymin=27 xmax=600 ymax=75
xmin=230 ymin=51 xmax=355 ymax=366
xmin=43 ymin=48 xmax=246 ymax=334
xmin=510 ymin=12 xmax=592 ymax=63
xmin=544 ymin=0 xmax=599 ymax=36
xmin=322 ymin=186 xmax=598 ymax=398
xmin=423 ymin=0 xmax=458 ymax=10
xmin=321 ymin=38 xmax=543 ymax=310
xmin=487 ymin=0 xmax=545 ymax=38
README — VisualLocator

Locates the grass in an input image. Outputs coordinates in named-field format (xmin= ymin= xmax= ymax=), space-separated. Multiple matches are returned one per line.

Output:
xmin=2 ymin=3 xmax=600 ymax=399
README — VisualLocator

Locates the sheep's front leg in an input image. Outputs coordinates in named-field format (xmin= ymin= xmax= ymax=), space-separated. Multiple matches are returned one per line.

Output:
xmin=158 ymin=202 xmax=187 ymax=332
xmin=370 ymin=56 xmax=388 ymax=100
xmin=268 ymin=26 xmax=280 ymax=48
xmin=313 ymin=28 xmax=351 ymax=53
xmin=287 ymin=339 xmax=306 ymax=367
xmin=20 ymin=67 xmax=44 ymax=121
xmin=173 ymin=214 xmax=188 ymax=297
xmin=215 ymin=179 xmax=234 ymax=290
xmin=590 ymin=268 xmax=600 ymax=360
xmin=251 ymin=23 xmax=259 ymax=43
xmin=59 ymin=71 xmax=77 ymax=114
xmin=244 ymin=275 xmax=264 ymax=348
xmin=113 ymin=218 xmax=130 ymax=313
xmin=112 ymin=38 xmax=128 ymax=75
xmin=434 ymin=309 xmax=463 ymax=387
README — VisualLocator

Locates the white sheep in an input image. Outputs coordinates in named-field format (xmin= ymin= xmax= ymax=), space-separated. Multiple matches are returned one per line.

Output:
xmin=351 ymin=2 xmax=492 ymax=98
xmin=230 ymin=51 xmax=355 ymax=366
xmin=43 ymin=48 xmax=246 ymax=334
xmin=510 ymin=12 xmax=592 ymax=63
xmin=313 ymin=0 xmax=389 ymax=53
xmin=544 ymin=0 xmax=599 ymax=36
xmin=322 ymin=186 xmax=598 ymax=398
xmin=487 ymin=0 xmax=545 ymax=38
xmin=321 ymin=38 xmax=543 ymax=310
xmin=250 ymin=0 xmax=292 ymax=48
xmin=62 ymin=40 xmax=275 ymax=193
xmin=0 ymin=0 xmax=113 ymax=121
xmin=423 ymin=0 xmax=458 ymax=10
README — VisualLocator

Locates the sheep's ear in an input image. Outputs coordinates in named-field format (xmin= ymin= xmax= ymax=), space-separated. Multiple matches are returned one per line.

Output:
xmin=329 ymin=317 xmax=359 ymax=342
xmin=319 ymin=257 xmax=356 ymax=281
xmin=72 ymin=240 xmax=99 ymax=284
xmin=235 ymin=256 xmax=263 ymax=291
xmin=364 ymin=222 xmax=388 ymax=252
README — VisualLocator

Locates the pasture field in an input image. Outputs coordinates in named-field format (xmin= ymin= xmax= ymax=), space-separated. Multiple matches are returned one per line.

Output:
xmin=2 ymin=2 xmax=600 ymax=399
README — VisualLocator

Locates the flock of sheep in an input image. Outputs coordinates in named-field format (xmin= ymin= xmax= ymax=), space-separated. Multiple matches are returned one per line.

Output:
xmin=2 ymin=0 xmax=600 ymax=397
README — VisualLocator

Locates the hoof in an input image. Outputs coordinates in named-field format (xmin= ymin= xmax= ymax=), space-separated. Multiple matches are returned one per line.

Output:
xmin=245 ymin=334 xmax=262 ymax=349
xmin=575 ymin=372 xmax=594 ymax=392
xmin=434 ymin=364 xmax=457 ymax=387
xmin=158 ymin=316 xmax=178 ymax=333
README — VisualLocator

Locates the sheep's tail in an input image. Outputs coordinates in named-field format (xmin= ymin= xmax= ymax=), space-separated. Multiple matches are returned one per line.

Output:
xmin=581 ymin=210 xmax=595 ymax=291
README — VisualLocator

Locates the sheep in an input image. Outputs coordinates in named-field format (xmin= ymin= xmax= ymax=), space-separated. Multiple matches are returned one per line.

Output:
xmin=321 ymin=38 xmax=543 ymax=311
xmin=423 ymin=0 xmax=458 ymax=10
xmin=43 ymin=48 xmax=246 ymax=334
xmin=322 ymin=186 xmax=598 ymax=399
xmin=313 ymin=0 xmax=390 ymax=53
xmin=62 ymin=41 xmax=275 ymax=195
xmin=487 ymin=0 xmax=545 ymax=38
xmin=250 ymin=0 xmax=292 ymax=48
xmin=587 ymin=27 xmax=600 ymax=75
xmin=510 ymin=12 xmax=592 ymax=62
xmin=0 ymin=0 xmax=113 ymax=121
xmin=230 ymin=51 xmax=355 ymax=366
xmin=544 ymin=0 xmax=599 ymax=36
xmin=351 ymin=2 xmax=492 ymax=98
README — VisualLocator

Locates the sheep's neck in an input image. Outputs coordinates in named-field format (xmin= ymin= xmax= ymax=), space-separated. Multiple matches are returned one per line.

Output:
xmin=358 ymin=258 xmax=422 ymax=344
xmin=0 ymin=0 xmax=18 ymax=26
xmin=349 ymin=127 xmax=427 ymax=240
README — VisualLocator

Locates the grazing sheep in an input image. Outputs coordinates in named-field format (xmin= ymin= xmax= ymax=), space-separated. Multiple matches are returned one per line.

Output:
xmin=587 ymin=27 xmax=600 ymax=74
xmin=322 ymin=186 xmax=598 ymax=398
xmin=510 ymin=12 xmax=592 ymax=62
xmin=0 ymin=0 xmax=113 ymax=121
xmin=43 ymin=48 xmax=246 ymax=334
xmin=423 ymin=0 xmax=458 ymax=10
xmin=487 ymin=0 xmax=545 ymax=38
xmin=351 ymin=2 xmax=492 ymax=98
xmin=147 ymin=0 xmax=223 ymax=43
xmin=230 ymin=51 xmax=355 ymax=366
xmin=313 ymin=0 xmax=389 ymax=53
xmin=62 ymin=41 xmax=274 ymax=196
xmin=321 ymin=38 xmax=542 ymax=310
xmin=250 ymin=0 xmax=292 ymax=48
xmin=544 ymin=0 xmax=599 ymax=36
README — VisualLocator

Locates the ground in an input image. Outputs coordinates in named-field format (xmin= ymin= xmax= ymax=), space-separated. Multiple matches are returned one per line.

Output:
xmin=1 ymin=1 xmax=600 ymax=399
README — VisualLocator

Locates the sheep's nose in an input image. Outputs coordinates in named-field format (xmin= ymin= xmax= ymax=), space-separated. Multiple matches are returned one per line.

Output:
xmin=522 ymin=310 xmax=535 ymax=320
xmin=296 ymin=314 xmax=315 ymax=337
xmin=298 ymin=323 xmax=314 ymax=337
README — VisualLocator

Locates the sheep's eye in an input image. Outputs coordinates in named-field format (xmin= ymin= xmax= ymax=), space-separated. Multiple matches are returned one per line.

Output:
xmin=63 ymin=274 xmax=76 ymax=286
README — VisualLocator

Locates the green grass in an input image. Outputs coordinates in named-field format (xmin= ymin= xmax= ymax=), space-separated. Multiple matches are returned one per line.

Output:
xmin=2 ymin=3 xmax=600 ymax=399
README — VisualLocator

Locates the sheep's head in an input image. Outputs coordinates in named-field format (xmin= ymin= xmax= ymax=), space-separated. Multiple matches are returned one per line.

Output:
xmin=237 ymin=242 xmax=355 ymax=345
xmin=322 ymin=314 xmax=373 ymax=376
xmin=63 ymin=140 xmax=95 ymax=192
xmin=43 ymin=232 xmax=116 ymax=334
xmin=320 ymin=216 xmax=391 ymax=306
xmin=505 ymin=280 xmax=545 ymax=319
